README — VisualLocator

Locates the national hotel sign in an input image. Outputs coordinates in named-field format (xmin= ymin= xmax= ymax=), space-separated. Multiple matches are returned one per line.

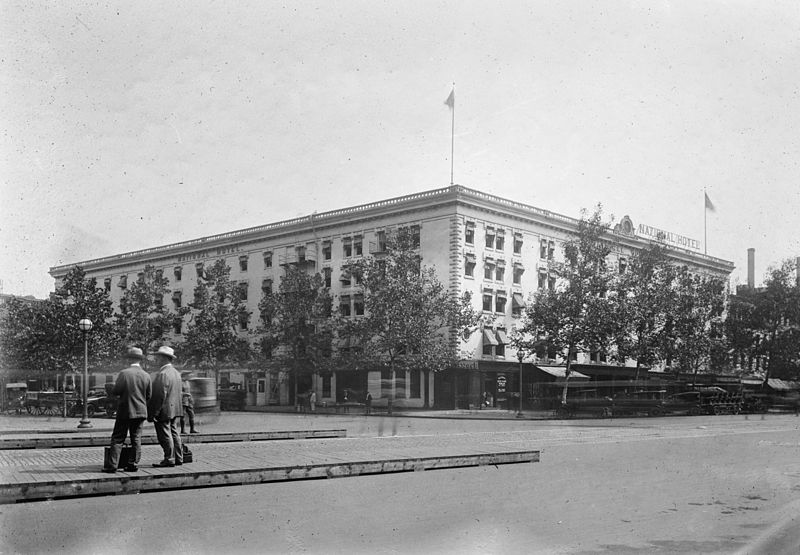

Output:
xmin=177 ymin=245 xmax=242 ymax=263
xmin=615 ymin=216 xmax=701 ymax=251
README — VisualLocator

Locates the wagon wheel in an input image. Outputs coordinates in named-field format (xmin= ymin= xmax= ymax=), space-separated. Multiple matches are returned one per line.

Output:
xmin=26 ymin=405 xmax=35 ymax=414
xmin=37 ymin=406 xmax=47 ymax=416
xmin=46 ymin=405 xmax=60 ymax=416
xmin=649 ymin=406 xmax=663 ymax=417
xmin=87 ymin=405 xmax=96 ymax=417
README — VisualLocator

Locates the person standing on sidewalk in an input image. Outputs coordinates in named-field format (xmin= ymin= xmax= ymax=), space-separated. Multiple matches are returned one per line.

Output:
xmin=180 ymin=376 xmax=198 ymax=434
xmin=147 ymin=346 xmax=183 ymax=467
xmin=103 ymin=347 xmax=152 ymax=473
xmin=309 ymin=390 xmax=317 ymax=413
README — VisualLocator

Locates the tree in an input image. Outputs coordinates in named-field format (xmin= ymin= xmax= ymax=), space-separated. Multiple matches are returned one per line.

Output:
xmin=181 ymin=259 xmax=252 ymax=382
xmin=113 ymin=265 xmax=179 ymax=359
xmin=615 ymin=243 xmax=676 ymax=378
xmin=343 ymin=228 xmax=479 ymax=407
xmin=0 ymin=267 xmax=115 ymax=382
xmin=751 ymin=259 xmax=800 ymax=380
xmin=668 ymin=267 xmax=726 ymax=376
xmin=257 ymin=265 xmax=334 ymax=401
xmin=516 ymin=206 xmax=617 ymax=404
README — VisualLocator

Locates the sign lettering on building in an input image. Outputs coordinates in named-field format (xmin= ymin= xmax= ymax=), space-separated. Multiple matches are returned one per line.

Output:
xmin=177 ymin=245 xmax=242 ymax=263
xmin=636 ymin=224 xmax=700 ymax=251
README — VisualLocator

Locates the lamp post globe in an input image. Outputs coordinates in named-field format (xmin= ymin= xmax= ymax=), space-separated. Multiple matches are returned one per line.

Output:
xmin=77 ymin=318 xmax=93 ymax=429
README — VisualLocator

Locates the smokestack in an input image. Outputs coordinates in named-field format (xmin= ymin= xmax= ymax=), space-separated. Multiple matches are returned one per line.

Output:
xmin=747 ymin=248 xmax=755 ymax=290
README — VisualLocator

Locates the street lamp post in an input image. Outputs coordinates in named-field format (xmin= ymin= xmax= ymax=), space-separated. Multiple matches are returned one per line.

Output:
xmin=517 ymin=349 xmax=525 ymax=418
xmin=77 ymin=318 xmax=93 ymax=429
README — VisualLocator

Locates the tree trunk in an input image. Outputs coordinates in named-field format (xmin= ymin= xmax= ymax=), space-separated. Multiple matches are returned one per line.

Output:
xmin=560 ymin=346 xmax=573 ymax=406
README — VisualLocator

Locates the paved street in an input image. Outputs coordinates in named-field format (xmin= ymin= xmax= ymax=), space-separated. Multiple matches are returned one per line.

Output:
xmin=1 ymin=412 xmax=800 ymax=554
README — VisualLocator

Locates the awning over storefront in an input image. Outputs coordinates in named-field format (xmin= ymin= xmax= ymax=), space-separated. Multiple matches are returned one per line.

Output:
xmin=535 ymin=365 xmax=590 ymax=380
xmin=766 ymin=379 xmax=800 ymax=391
xmin=482 ymin=329 xmax=498 ymax=346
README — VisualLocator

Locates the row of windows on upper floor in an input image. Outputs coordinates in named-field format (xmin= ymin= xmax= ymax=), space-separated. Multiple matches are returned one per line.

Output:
xmin=464 ymin=255 xmax=631 ymax=283
xmin=464 ymin=222 xmax=556 ymax=258
xmin=100 ymin=226 xmax=422 ymax=291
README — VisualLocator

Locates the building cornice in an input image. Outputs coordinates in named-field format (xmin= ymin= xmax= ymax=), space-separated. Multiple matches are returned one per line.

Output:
xmin=49 ymin=184 xmax=734 ymax=277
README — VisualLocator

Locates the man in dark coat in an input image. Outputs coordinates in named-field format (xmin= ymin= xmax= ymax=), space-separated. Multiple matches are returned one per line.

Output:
xmin=147 ymin=345 xmax=183 ymax=467
xmin=103 ymin=347 xmax=152 ymax=473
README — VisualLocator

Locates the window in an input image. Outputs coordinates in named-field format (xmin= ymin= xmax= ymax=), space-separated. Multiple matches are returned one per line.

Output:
xmin=263 ymin=251 xmax=272 ymax=268
xmin=354 ymin=294 xmax=365 ymax=316
xmin=484 ymin=261 xmax=495 ymax=280
xmin=548 ymin=276 xmax=556 ymax=290
xmin=465 ymin=254 xmax=476 ymax=278
xmin=238 ymin=282 xmax=248 ymax=301
xmin=495 ymin=293 xmax=507 ymax=314
xmin=137 ymin=272 xmax=144 ymax=282
xmin=195 ymin=263 xmax=204 ymax=278
xmin=495 ymin=230 xmax=505 ymax=251
xmin=482 ymin=292 xmax=493 ymax=312
xmin=495 ymin=328 xmax=507 ymax=357
xmin=538 ymin=272 xmax=547 ymax=290
xmin=296 ymin=246 xmax=307 ymax=263
xmin=465 ymin=222 xmax=475 ymax=245
xmin=340 ymin=295 xmax=351 ymax=317
xmin=376 ymin=230 xmax=386 ymax=252
xmin=590 ymin=351 xmax=608 ymax=363
xmin=513 ymin=264 xmax=524 ymax=285
xmin=495 ymin=261 xmax=505 ymax=282
xmin=154 ymin=293 xmax=163 ymax=309
xmin=340 ymin=271 xmax=351 ymax=287
xmin=104 ymin=278 xmax=111 ymax=292
xmin=354 ymin=236 xmax=363 ymax=256
xmin=322 ymin=374 xmax=332 ymax=398
xmin=322 ymin=241 xmax=331 ymax=260
xmin=482 ymin=328 xmax=499 ymax=356
xmin=511 ymin=293 xmax=525 ymax=317
xmin=118 ymin=275 xmax=127 ymax=289
xmin=261 ymin=279 xmax=273 ymax=294
xmin=323 ymin=267 xmax=332 ymax=288
xmin=485 ymin=227 xmax=495 ymax=248
xmin=239 ymin=256 xmax=248 ymax=272
xmin=173 ymin=319 xmax=182 ymax=335
xmin=540 ymin=240 xmax=548 ymax=259
xmin=172 ymin=291 xmax=182 ymax=309
xmin=238 ymin=313 xmax=249 ymax=330
xmin=343 ymin=237 xmax=353 ymax=258
xmin=410 ymin=370 xmax=421 ymax=399
xmin=174 ymin=266 xmax=182 ymax=281
xmin=548 ymin=241 xmax=555 ymax=260
xmin=513 ymin=233 xmax=523 ymax=255
xmin=410 ymin=225 xmax=420 ymax=248
xmin=619 ymin=257 xmax=627 ymax=274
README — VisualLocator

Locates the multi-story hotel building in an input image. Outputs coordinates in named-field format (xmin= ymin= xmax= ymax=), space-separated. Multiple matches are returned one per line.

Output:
xmin=50 ymin=186 xmax=734 ymax=410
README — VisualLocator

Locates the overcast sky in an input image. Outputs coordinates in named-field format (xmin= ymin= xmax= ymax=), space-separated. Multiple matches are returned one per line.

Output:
xmin=2 ymin=1 xmax=799 ymax=298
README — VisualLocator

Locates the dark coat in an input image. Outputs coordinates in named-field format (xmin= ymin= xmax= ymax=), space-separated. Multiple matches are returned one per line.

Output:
xmin=148 ymin=363 xmax=183 ymax=421
xmin=112 ymin=363 xmax=152 ymax=419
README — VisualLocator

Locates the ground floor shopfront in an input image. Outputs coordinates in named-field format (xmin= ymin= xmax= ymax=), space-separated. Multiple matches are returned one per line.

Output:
xmin=221 ymin=367 xmax=435 ymax=410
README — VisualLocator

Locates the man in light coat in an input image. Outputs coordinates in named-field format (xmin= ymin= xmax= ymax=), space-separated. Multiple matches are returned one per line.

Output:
xmin=103 ymin=347 xmax=152 ymax=473
xmin=147 ymin=345 xmax=183 ymax=467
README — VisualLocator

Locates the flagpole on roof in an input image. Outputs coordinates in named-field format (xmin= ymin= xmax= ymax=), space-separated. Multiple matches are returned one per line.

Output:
xmin=445 ymin=84 xmax=455 ymax=185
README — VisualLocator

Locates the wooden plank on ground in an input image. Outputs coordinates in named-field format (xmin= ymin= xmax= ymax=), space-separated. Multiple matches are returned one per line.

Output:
xmin=0 ymin=450 xmax=539 ymax=504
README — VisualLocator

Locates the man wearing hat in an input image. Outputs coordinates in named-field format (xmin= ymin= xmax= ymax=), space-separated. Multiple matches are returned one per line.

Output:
xmin=147 ymin=345 xmax=183 ymax=467
xmin=103 ymin=347 xmax=152 ymax=473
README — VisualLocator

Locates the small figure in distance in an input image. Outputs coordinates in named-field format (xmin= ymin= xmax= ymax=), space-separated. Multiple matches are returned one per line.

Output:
xmin=365 ymin=391 xmax=372 ymax=416
xmin=309 ymin=389 xmax=317 ymax=413
xmin=147 ymin=346 xmax=183 ymax=468
xmin=103 ymin=347 xmax=152 ymax=473
xmin=180 ymin=374 xmax=198 ymax=434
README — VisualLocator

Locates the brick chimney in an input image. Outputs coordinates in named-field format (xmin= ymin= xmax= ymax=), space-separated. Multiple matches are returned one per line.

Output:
xmin=747 ymin=248 xmax=755 ymax=290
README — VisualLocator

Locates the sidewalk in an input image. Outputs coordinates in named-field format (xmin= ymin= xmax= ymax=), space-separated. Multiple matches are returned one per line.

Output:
xmin=0 ymin=413 xmax=540 ymax=504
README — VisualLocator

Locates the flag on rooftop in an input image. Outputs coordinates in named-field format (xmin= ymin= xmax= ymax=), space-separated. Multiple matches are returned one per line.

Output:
xmin=444 ymin=88 xmax=454 ymax=109
xmin=704 ymin=192 xmax=716 ymax=212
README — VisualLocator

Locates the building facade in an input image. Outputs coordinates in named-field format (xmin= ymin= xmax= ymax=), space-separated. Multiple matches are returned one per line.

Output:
xmin=50 ymin=186 xmax=734 ymax=410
